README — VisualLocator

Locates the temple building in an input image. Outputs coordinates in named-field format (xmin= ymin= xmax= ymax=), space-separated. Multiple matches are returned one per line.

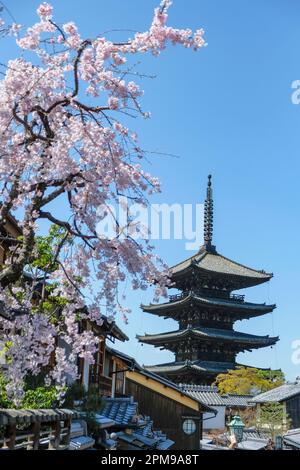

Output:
xmin=137 ymin=175 xmax=279 ymax=384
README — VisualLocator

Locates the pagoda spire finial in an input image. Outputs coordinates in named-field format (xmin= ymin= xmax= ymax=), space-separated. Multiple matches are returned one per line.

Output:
xmin=203 ymin=174 xmax=215 ymax=251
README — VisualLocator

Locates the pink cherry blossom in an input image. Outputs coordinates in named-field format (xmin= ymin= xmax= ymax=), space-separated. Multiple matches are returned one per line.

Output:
xmin=108 ymin=96 xmax=119 ymax=110
xmin=0 ymin=1 xmax=205 ymax=403
xmin=37 ymin=2 xmax=53 ymax=21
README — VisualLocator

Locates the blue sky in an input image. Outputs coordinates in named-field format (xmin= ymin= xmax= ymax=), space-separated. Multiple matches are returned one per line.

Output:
xmin=3 ymin=0 xmax=300 ymax=380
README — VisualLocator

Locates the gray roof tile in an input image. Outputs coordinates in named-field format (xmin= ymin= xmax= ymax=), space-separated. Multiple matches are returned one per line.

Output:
xmin=283 ymin=429 xmax=300 ymax=449
xmin=179 ymin=384 xmax=254 ymax=407
xmin=171 ymin=250 xmax=272 ymax=280
xmin=146 ymin=360 xmax=235 ymax=376
xmin=141 ymin=292 xmax=275 ymax=317
xmin=138 ymin=326 xmax=278 ymax=346
xmin=223 ymin=394 xmax=254 ymax=407
xmin=237 ymin=438 xmax=270 ymax=450
xmin=250 ymin=382 xmax=300 ymax=403
xmin=179 ymin=385 xmax=225 ymax=406
xmin=218 ymin=428 xmax=270 ymax=445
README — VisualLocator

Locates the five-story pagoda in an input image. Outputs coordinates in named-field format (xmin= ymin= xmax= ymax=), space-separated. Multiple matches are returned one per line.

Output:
xmin=137 ymin=176 xmax=278 ymax=384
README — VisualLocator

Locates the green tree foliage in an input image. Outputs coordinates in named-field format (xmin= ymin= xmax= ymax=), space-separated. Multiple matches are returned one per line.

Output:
xmin=0 ymin=372 xmax=57 ymax=408
xmin=14 ymin=225 xmax=73 ymax=319
xmin=0 ymin=373 xmax=13 ymax=408
xmin=214 ymin=367 xmax=285 ymax=395
xmin=29 ymin=225 xmax=68 ymax=273
xmin=22 ymin=387 xmax=58 ymax=409
xmin=256 ymin=369 xmax=285 ymax=384
xmin=258 ymin=402 xmax=291 ymax=439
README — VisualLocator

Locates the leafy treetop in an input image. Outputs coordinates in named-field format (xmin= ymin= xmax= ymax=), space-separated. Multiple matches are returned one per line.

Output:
xmin=214 ymin=367 xmax=285 ymax=395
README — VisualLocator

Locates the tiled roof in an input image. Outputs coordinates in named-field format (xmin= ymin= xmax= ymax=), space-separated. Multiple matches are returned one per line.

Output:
xmin=250 ymin=382 xmax=300 ymax=403
xmin=137 ymin=326 xmax=278 ymax=347
xmin=93 ymin=314 xmax=129 ymax=342
xmin=171 ymin=249 xmax=272 ymax=284
xmin=237 ymin=437 xmax=270 ymax=450
xmin=179 ymin=384 xmax=254 ymax=407
xmin=202 ymin=429 xmax=271 ymax=450
xmin=101 ymin=398 xmax=174 ymax=450
xmin=105 ymin=346 xmax=136 ymax=368
xmin=283 ymin=429 xmax=300 ymax=449
xmin=218 ymin=428 xmax=270 ymax=446
xmin=242 ymin=429 xmax=270 ymax=440
xmin=123 ymin=416 xmax=175 ymax=450
xmin=101 ymin=397 xmax=137 ymax=426
xmin=135 ymin=417 xmax=153 ymax=437
xmin=93 ymin=414 xmax=115 ymax=429
xmin=116 ymin=431 xmax=157 ymax=449
xmin=141 ymin=292 xmax=275 ymax=315
xmin=145 ymin=360 xmax=235 ymax=376
xmin=200 ymin=441 xmax=230 ymax=450
xmin=223 ymin=394 xmax=254 ymax=407
xmin=179 ymin=385 xmax=225 ymax=406
xmin=69 ymin=435 xmax=95 ymax=450
xmin=69 ymin=420 xmax=95 ymax=450
xmin=116 ymin=430 xmax=174 ymax=450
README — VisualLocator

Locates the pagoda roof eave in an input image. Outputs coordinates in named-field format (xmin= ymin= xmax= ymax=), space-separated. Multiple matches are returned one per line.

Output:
xmin=137 ymin=327 xmax=279 ymax=349
xmin=170 ymin=249 xmax=273 ymax=288
xmin=144 ymin=361 xmax=279 ymax=377
xmin=141 ymin=293 xmax=276 ymax=316
xmin=144 ymin=360 xmax=236 ymax=376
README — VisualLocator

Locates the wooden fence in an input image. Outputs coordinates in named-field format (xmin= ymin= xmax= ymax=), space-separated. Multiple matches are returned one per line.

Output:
xmin=0 ymin=409 xmax=79 ymax=450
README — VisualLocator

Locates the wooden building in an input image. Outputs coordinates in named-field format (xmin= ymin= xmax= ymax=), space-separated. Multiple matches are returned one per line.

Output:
xmin=79 ymin=318 xmax=129 ymax=396
xmin=105 ymin=347 xmax=216 ymax=450
xmin=137 ymin=175 xmax=278 ymax=384
xmin=0 ymin=213 xmax=22 ymax=268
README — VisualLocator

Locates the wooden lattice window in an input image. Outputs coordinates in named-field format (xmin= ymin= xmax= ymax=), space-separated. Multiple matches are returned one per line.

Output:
xmin=114 ymin=359 xmax=125 ymax=396
xmin=90 ymin=338 xmax=105 ymax=385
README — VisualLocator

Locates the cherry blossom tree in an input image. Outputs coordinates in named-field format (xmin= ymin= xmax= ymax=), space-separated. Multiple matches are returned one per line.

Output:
xmin=0 ymin=1 xmax=206 ymax=403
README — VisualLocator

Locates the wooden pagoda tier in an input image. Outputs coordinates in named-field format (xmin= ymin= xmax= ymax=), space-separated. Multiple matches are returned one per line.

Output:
xmin=142 ymin=360 xmax=268 ymax=385
xmin=169 ymin=244 xmax=273 ymax=292
xmin=143 ymin=360 xmax=237 ymax=385
xmin=137 ymin=327 xmax=278 ymax=361
xmin=138 ymin=175 xmax=279 ymax=384
xmin=141 ymin=291 xmax=276 ymax=328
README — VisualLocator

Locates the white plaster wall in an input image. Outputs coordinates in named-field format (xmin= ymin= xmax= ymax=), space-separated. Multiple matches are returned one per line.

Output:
xmin=203 ymin=406 xmax=225 ymax=430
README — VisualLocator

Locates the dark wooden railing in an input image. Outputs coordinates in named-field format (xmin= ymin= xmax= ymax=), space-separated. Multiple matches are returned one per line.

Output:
xmin=169 ymin=290 xmax=245 ymax=303
xmin=0 ymin=409 xmax=79 ymax=450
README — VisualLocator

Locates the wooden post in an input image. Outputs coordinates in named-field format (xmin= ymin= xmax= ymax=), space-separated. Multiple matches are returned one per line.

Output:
xmin=27 ymin=421 xmax=41 ymax=450
xmin=48 ymin=420 xmax=61 ymax=450
xmin=64 ymin=417 xmax=71 ymax=448
xmin=112 ymin=361 xmax=116 ymax=398
xmin=0 ymin=409 xmax=76 ymax=450
xmin=4 ymin=424 xmax=16 ymax=449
